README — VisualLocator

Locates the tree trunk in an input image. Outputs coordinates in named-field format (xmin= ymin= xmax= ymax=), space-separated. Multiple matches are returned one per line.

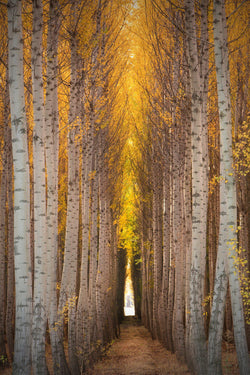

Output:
xmin=166 ymin=162 xmax=175 ymax=352
xmin=77 ymin=103 xmax=95 ymax=370
xmin=158 ymin=164 xmax=170 ymax=347
xmin=6 ymin=121 xmax=14 ymax=362
xmin=31 ymin=0 xmax=48 ymax=372
xmin=89 ymin=151 xmax=99 ymax=348
xmin=152 ymin=147 xmax=163 ymax=340
xmin=185 ymin=0 xmax=208 ymax=372
xmin=0 ymin=104 xmax=7 ymax=363
xmin=96 ymin=137 xmax=110 ymax=344
xmin=208 ymin=1 xmax=250 ymax=373
xmin=44 ymin=1 xmax=70 ymax=373
xmin=8 ymin=0 xmax=33 ymax=372
xmin=57 ymin=7 xmax=81 ymax=372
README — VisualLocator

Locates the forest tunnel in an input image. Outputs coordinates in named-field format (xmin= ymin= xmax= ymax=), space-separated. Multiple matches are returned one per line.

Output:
xmin=1 ymin=0 xmax=250 ymax=374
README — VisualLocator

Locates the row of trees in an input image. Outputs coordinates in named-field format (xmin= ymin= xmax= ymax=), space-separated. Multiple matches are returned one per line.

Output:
xmin=1 ymin=0 xmax=132 ymax=373
xmin=0 ymin=0 xmax=249 ymax=374
xmin=126 ymin=0 xmax=250 ymax=374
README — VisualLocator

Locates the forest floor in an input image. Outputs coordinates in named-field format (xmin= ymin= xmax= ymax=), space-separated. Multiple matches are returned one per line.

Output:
xmin=0 ymin=316 xmax=240 ymax=374
xmin=87 ymin=316 xmax=239 ymax=375
xmin=88 ymin=317 xmax=239 ymax=375
xmin=86 ymin=316 xmax=191 ymax=375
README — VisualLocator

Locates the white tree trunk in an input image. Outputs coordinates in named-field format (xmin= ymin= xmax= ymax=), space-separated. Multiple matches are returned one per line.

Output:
xmin=158 ymin=164 xmax=170 ymax=347
xmin=77 ymin=115 xmax=94 ymax=370
xmin=31 ymin=0 xmax=48 ymax=372
xmin=208 ymin=1 xmax=250 ymax=374
xmin=172 ymin=139 xmax=185 ymax=360
xmin=8 ymin=0 xmax=32 ymax=372
xmin=152 ymin=147 xmax=163 ymax=340
xmin=44 ymin=1 xmax=70 ymax=373
xmin=58 ymin=21 xmax=80 ymax=374
xmin=5 ymin=106 xmax=15 ymax=361
xmin=89 ymin=151 xmax=99 ymax=348
xmin=185 ymin=0 xmax=208 ymax=372
xmin=0 ymin=110 xmax=7 ymax=360
xmin=96 ymin=149 xmax=109 ymax=344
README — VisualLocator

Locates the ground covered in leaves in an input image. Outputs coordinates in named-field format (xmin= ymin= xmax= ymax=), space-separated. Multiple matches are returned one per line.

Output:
xmin=0 ymin=317 xmax=241 ymax=374
xmin=87 ymin=317 xmax=240 ymax=375
xmin=87 ymin=317 xmax=191 ymax=375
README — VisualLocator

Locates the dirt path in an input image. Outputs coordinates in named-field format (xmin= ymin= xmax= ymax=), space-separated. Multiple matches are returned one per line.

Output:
xmin=0 ymin=317 xmax=239 ymax=374
xmin=87 ymin=317 xmax=191 ymax=375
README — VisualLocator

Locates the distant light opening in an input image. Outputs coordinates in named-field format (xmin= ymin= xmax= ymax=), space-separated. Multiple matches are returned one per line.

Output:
xmin=124 ymin=262 xmax=135 ymax=316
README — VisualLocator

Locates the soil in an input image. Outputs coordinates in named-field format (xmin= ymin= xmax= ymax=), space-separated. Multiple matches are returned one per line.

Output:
xmin=0 ymin=316 xmax=240 ymax=374
xmin=87 ymin=317 xmax=191 ymax=375
xmin=87 ymin=317 xmax=240 ymax=375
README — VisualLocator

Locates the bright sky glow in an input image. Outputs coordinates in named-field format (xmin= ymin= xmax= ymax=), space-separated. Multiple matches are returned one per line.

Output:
xmin=124 ymin=263 xmax=135 ymax=316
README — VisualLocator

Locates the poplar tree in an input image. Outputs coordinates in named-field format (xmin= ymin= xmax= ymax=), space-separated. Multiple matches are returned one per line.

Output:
xmin=208 ymin=1 xmax=250 ymax=373
xmin=44 ymin=0 xmax=70 ymax=372
xmin=58 ymin=4 xmax=81 ymax=373
xmin=31 ymin=0 xmax=48 ymax=372
xmin=8 ymin=0 xmax=32 ymax=372
xmin=185 ymin=0 xmax=208 ymax=371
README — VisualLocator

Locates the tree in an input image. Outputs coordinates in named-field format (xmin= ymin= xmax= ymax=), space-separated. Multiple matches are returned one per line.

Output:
xmin=31 ymin=0 xmax=48 ymax=372
xmin=44 ymin=0 xmax=70 ymax=372
xmin=8 ymin=0 xmax=32 ymax=372
xmin=0 ymin=88 xmax=8 ymax=363
xmin=208 ymin=1 xmax=250 ymax=373
xmin=5 ymin=110 xmax=14 ymax=363
xmin=58 ymin=4 xmax=81 ymax=373
xmin=185 ymin=0 xmax=208 ymax=371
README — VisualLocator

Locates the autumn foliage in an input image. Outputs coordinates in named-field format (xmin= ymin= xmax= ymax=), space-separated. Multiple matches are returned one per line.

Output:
xmin=0 ymin=0 xmax=249 ymax=374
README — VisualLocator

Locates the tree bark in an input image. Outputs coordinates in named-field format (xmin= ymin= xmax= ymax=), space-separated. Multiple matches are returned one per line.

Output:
xmin=31 ymin=0 xmax=48 ymax=372
xmin=8 ymin=0 xmax=33 ymax=372
xmin=57 ymin=6 xmax=81 ymax=372
xmin=152 ymin=146 xmax=163 ymax=340
xmin=44 ymin=1 xmax=70 ymax=373
xmin=0 ymin=100 xmax=8 ymax=363
xmin=208 ymin=1 xmax=250 ymax=373
xmin=185 ymin=0 xmax=208 ymax=372
xmin=6 ymin=121 xmax=14 ymax=362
